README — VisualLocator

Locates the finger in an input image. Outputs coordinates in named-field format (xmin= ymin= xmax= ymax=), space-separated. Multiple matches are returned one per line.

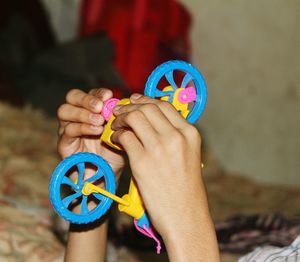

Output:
xmin=89 ymin=88 xmax=113 ymax=102
xmin=113 ymin=103 xmax=175 ymax=135
xmin=63 ymin=122 xmax=103 ymax=138
xmin=129 ymin=93 xmax=189 ymax=129
xmin=111 ymin=130 xmax=143 ymax=161
xmin=58 ymin=122 xmax=66 ymax=136
xmin=66 ymin=89 xmax=103 ymax=113
xmin=58 ymin=118 xmax=70 ymax=135
xmin=111 ymin=111 xmax=159 ymax=149
xmin=57 ymin=104 xmax=104 ymax=126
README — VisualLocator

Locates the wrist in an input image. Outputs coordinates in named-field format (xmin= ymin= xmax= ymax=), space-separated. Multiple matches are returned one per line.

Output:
xmin=66 ymin=221 xmax=108 ymax=262
xmin=161 ymin=209 xmax=220 ymax=262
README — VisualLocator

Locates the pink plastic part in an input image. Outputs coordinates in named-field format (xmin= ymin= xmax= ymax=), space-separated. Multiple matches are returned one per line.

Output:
xmin=134 ymin=219 xmax=161 ymax=254
xmin=101 ymin=98 xmax=120 ymax=121
xmin=178 ymin=86 xmax=196 ymax=104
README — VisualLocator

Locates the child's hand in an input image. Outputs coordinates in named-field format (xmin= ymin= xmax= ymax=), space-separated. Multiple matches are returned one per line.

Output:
xmin=112 ymin=94 xmax=219 ymax=261
xmin=57 ymin=88 xmax=124 ymax=173
xmin=111 ymin=93 xmax=205 ymax=233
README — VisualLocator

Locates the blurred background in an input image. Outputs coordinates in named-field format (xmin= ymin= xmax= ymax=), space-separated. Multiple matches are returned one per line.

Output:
xmin=183 ymin=0 xmax=300 ymax=186
xmin=0 ymin=0 xmax=299 ymax=261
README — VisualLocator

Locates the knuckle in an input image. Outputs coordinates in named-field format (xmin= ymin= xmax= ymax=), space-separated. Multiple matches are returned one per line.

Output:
xmin=90 ymin=88 xmax=102 ymax=96
xmin=174 ymin=131 xmax=185 ymax=142
xmin=82 ymin=94 xmax=92 ymax=105
xmin=57 ymin=104 xmax=67 ymax=118
xmin=90 ymin=88 xmax=112 ymax=97
xmin=64 ymin=125 xmax=72 ymax=136
xmin=58 ymin=126 xmax=64 ymax=136
xmin=126 ymin=110 xmax=144 ymax=123
xmin=159 ymin=100 xmax=173 ymax=109
xmin=80 ymin=124 xmax=87 ymax=134
xmin=142 ymin=103 xmax=159 ymax=112
xmin=66 ymin=89 xmax=80 ymax=102
xmin=132 ymin=161 xmax=144 ymax=176
xmin=185 ymin=125 xmax=201 ymax=142
xmin=99 ymin=88 xmax=110 ymax=95
xmin=88 ymin=88 xmax=97 ymax=94
xmin=170 ymin=131 xmax=185 ymax=147
xmin=78 ymin=110 xmax=88 ymax=122
xmin=124 ymin=114 xmax=132 ymax=124
xmin=118 ymin=130 xmax=130 ymax=142
xmin=153 ymin=143 xmax=164 ymax=156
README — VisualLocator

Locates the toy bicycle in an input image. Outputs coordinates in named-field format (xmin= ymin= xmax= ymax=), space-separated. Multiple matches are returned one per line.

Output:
xmin=49 ymin=60 xmax=207 ymax=254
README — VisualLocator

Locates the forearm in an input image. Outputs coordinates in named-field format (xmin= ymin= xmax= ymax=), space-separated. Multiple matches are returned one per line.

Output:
xmin=161 ymin=187 xmax=220 ymax=262
xmin=65 ymin=220 xmax=108 ymax=262
xmin=164 ymin=216 xmax=220 ymax=261
xmin=64 ymin=169 xmax=122 ymax=262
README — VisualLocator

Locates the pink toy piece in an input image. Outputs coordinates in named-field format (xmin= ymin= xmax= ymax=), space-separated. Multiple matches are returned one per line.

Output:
xmin=134 ymin=219 xmax=162 ymax=254
xmin=101 ymin=98 xmax=120 ymax=121
xmin=178 ymin=86 xmax=196 ymax=104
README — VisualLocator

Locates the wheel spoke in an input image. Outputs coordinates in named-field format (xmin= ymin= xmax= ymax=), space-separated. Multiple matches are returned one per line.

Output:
xmin=62 ymin=191 xmax=81 ymax=208
xmin=165 ymin=70 xmax=177 ymax=89
xmin=77 ymin=162 xmax=85 ymax=183
xmin=80 ymin=195 xmax=89 ymax=214
xmin=62 ymin=176 xmax=78 ymax=190
xmin=154 ymin=90 xmax=173 ymax=97
xmin=92 ymin=192 xmax=105 ymax=202
xmin=168 ymin=93 xmax=175 ymax=103
xmin=85 ymin=169 xmax=104 ymax=183
xmin=181 ymin=73 xmax=193 ymax=88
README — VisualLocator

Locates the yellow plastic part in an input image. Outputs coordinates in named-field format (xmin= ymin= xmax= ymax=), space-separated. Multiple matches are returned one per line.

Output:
xmin=101 ymin=98 xmax=131 ymax=150
xmin=80 ymin=179 xmax=145 ymax=220
xmin=160 ymin=86 xmax=190 ymax=119
xmin=160 ymin=86 xmax=173 ymax=102
xmin=81 ymin=182 xmax=130 ymax=206
xmin=118 ymin=179 xmax=145 ymax=220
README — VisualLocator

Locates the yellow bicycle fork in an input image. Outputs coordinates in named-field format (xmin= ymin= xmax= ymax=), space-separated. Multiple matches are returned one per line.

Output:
xmin=82 ymin=178 xmax=145 ymax=220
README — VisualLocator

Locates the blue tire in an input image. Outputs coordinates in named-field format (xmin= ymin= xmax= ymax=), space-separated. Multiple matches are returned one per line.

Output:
xmin=144 ymin=60 xmax=207 ymax=124
xmin=49 ymin=152 xmax=116 ymax=224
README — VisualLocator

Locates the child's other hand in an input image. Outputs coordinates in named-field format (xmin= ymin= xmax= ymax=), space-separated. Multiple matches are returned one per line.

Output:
xmin=57 ymin=88 xmax=124 ymax=173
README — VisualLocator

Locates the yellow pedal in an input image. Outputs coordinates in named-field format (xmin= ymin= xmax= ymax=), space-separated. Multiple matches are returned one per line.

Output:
xmin=118 ymin=179 xmax=145 ymax=220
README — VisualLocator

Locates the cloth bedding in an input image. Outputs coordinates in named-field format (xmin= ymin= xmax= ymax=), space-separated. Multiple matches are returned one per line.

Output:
xmin=238 ymin=235 xmax=300 ymax=262
xmin=216 ymin=213 xmax=300 ymax=253
xmin=0 ymin=103 xmax=64 ymax=261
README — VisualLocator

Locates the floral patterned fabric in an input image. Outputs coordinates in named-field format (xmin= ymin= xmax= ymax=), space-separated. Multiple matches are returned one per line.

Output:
xmin=0 ymin=103 xmax=64 ymax=261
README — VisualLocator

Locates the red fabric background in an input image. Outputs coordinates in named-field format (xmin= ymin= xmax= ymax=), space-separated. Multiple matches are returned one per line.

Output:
xmin=79 ymin=0 xmax=191 ymax=94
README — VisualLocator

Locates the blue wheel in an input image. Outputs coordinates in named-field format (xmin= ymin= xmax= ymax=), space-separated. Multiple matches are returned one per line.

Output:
xmin=144 ymin=60 xmax=207 ymax=124
xmin=49 ymin=153 xmax=116 ymax=224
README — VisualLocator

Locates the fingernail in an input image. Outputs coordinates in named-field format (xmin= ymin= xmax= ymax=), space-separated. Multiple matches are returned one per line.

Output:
xmin=90 ymin=98 xmax=102 ymax=110
xmin=90 ymin=98 xmax=98 ymax=106
xmin=113 ymin=105 xmax=122 ymax=115
xmin=90 ymin=114 xmax=103 ymax=125
xmin=130 ymin=93 xmax=142 ymax=100
xmin=90 ymin=125 xmax=102 ymax=132
xmin=90 ymin=125 xmax=99 ymax=130
xmin=114 ymin=105 xmax=121 ymax=111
